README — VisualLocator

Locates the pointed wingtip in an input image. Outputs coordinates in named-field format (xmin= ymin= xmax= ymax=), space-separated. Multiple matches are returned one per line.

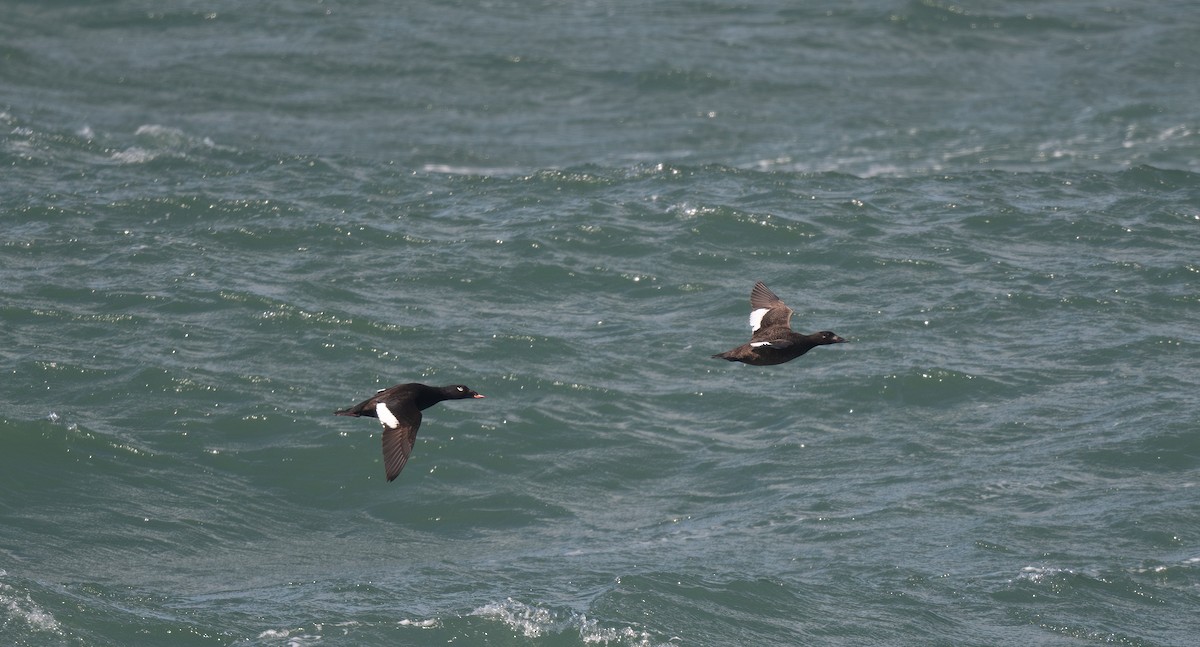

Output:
xmin=749 ymin=281 xmax=783 ymax=308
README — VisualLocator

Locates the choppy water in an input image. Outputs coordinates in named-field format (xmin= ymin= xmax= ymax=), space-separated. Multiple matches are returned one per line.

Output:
xmin=3 ymin=2 xmax=1199 ymax=646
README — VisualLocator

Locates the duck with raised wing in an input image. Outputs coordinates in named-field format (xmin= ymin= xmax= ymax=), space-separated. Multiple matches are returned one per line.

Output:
xmin=712 ymin=281 xmax=846 ymax=366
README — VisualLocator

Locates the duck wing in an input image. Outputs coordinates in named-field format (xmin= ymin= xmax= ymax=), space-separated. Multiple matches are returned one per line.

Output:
xmin=748 ymin=282 xmax=794 ymax=334
xmin=376 ymin=401 xmax=422 ymax=481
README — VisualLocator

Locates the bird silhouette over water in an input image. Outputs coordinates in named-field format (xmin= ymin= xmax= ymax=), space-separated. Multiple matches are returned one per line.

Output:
xmin=712 ymin=281 xmax=846 ymax=366
xmin=334 ymin=383 xmax=484 ymax=481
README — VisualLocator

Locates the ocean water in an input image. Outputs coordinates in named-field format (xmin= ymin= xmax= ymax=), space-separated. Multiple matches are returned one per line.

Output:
xmin=2 ymin=1 xmax=1199 ymax=645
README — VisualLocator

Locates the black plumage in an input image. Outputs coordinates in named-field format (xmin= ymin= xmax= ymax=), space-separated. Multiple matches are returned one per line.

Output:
xmin=334 ymin=383 xmax=484 ymax=481
xmin=712 ymin=281 xmax=846 ymax=366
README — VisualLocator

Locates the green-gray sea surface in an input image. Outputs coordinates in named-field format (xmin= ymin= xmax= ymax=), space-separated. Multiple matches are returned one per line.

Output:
xmin=3 ymin=2 xmax=1198 ymax=645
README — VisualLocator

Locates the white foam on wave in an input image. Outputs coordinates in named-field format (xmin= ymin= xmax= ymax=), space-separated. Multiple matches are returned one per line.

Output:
xmin=471 ymin=598 xmax=661 ymax=646
xmin=255 ymin=618 xmax=433 ymax=644
xmin=472 ymin=598 xmax=559 ymax=638
xmin=0 ymin=572 xmax=62 ymax=634
xmin=397 ymin=618 xmax=440 ymax=628
xmin=422 ymin=163 xmax=525 ymax=177
xmin=111 ymin=147 xmax=158 ymax=164
xmin=110 ymin=124 xmax=218 ymax=164
xmin=133 ymin=124 xmax=194 ymax=143
xmin=1016 ymin=565 xmax=1075 ymax=584
xmin=254 ymin=628 xmax=323 ymax=646
xmin=1131 ymin=555 xmax=1200 ymax=575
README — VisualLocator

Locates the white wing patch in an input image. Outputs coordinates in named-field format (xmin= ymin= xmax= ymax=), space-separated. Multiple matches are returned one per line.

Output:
xmin=748 ymin=308 xmax=770 ymax=332
xmin=375 ymin=402 xmax=400 ymax=429
xmin=751 ymin=340 xmax=792 ymax=349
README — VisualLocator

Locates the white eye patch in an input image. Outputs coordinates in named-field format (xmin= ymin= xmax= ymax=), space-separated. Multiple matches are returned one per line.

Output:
xmin=376 ymin=402 xmax=400 ymax=429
